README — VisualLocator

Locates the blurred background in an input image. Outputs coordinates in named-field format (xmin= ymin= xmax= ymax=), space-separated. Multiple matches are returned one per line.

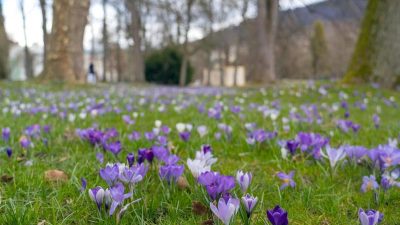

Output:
xmin=0 ymin=0 xmax=397 ymax=87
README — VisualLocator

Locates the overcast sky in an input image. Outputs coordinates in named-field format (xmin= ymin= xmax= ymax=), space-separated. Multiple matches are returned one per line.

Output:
xmin=2 ymin=0 xmax=325 ymax=49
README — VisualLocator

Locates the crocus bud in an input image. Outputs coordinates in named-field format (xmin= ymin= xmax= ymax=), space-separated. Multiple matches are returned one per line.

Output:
xmin=241 ymin=194 xmax=258 ymax=217
xmin=6 ymin=147 xmax=12 ymax=158
xmin=236 ymin=170 xmax=252 ymax=193
xmin=267 ymin=205 xmax=288 ymax=225
xmin=126 ymin=153 xmax=135 ymax=167
xmin=88 ymin=187 xmax=105 ymax=210
xmin=358 ymin=208 xmax=383 ymax=225
xmin=81 ymin=178 xmax=87 ymax=192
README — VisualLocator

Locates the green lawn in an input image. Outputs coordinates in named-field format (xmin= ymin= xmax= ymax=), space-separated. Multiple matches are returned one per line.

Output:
xmin=0 ymin=81 xmax=399 ymax=224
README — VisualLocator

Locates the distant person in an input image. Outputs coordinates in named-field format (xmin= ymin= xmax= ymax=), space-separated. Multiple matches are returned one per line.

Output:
xmin=87 ymin=63 xmax=97 ymax=84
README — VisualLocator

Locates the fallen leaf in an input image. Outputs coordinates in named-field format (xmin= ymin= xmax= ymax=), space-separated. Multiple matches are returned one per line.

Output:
xmin=201 ymin=219 xmax=214 ymax=225
xmin=44 ymin=169 xmax=68 ymax=182
xmin=192 ymin=201 xmax=208 ymax=216
xmin=37 ymin=220 xmax=47 ymax=225
xmin=177 ymin=176 xmax=189 ymax=190
xmin=1 ymin=174 xmax=13 ymax=183
xmin=16 ymin=155 xmax=26 ymax=162
xmin=63 ymin=130 xmax=76 ymax=141
xmin=58 ymin=156 xmax=69 ymax=162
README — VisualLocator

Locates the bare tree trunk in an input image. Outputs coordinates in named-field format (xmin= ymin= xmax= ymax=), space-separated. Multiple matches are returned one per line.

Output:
xmin=233 ymin=0 xmax=249 ymax=87
xmin=206 ymin=52 xmax=212 ymax=85
xmin=256 ymin=0 xmax=278 ymax=83
xmin=39 ymin=0 xmax=47 ymax=69
xmin=344 ymin=0 xmax=400 ymax=87
xmin=125 ymin=0 xmax=145 ymax=83
xmin=0 ymin=0 xmax=9 ymax=79
xmin=44 ymin=0 xmax=90 ymax=82
xmin=19 ymin=0 xmax=33 ymax=79
xmin=233 ymin=44 xmax=239 ymax=86
xmin=179 ymin=0 xmax=194 ymax=86
xmin=218 ymin=50 xmax=225 ymax=86
xmin=102 ymin=0 xmax=108 ymax=82
xmin=115 ymin=4 xmax=123 ymax=82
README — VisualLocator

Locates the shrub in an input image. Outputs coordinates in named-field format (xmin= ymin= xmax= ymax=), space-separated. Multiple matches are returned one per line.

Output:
xmin=145 ymin=46 xmax=194 ymax=85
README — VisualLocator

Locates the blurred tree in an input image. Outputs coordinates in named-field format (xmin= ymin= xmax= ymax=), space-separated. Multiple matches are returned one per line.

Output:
xmin=19 ymin=0 xmax=34 ymax=79
xmin=125 ymin=0 xmax=145 ymax=83
xmin=256 ymin=0 xmax=279 ymax=83
xmin=310 ymin=20 xmax=329 ymax=77
xmin=43 ymin=0 xmax=90 ymax=82
xmin=179 ymin=0 xmax=195 ymax=87
xmin=39 ymin=0 xmax=48 ymax=69
xmin=199 ymin=0 xmax=215 ymax=86
xmin=233 ymin=0 xmax=250 ymax=87
xmin=112 ymin=1 xmax=124 ymax=82
xmin=102 ymin=0 xmax=109 ymax=82
xmin=0 ymin=0 xmax=8 ymax=79
xmin=344 ymin=0 xmax=400 ymax=87
xmin=145 ymin=46 xmax=193 ymax=85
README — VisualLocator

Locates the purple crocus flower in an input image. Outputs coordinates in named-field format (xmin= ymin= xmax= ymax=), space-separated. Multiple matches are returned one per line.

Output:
xmin=43 ymin=125 xmax=51 ymax=133
xmin=201 ymin=144 xmax=212 ymax=154
xmin=106 ymin=141 xmax=122 ymax=156
xmin=88 ymin=186 xmax=105 ymax=210
xmin=6 ymin=147 xmax=12 ymax=158
xmin=373 ymin=114 xmax=380 ymax=129
xmin=138 ymin=148 xmax=154 ymax=164
xmin=81 ymin=178 xmax=87 ymax=192
xmin=267 ymin=205 xmax=288 ymax=225
xmin=276 ymin=171 xmax=296 ymax=190
xmin=96 ymin=152 xmax=104 ymax=163
xmin=198 ymin=172 xmax=235 ymax=200
xmin=241 ymin=194 xmax=258 ymax=218
xmin=152 ymin=146 xmax=169 ymax=161
xmin=230 ymin=105 xmax=241 ymax=114
xmin=157 ymin=136 xmax=168 ymax=146
xmin=161 ymin=125 xmax=170 ymax=134
xmin=286 ymin=140 xmax=299 ymax=155
xmin=128 ymin=131 xmax=141 ymax=141
xmin=361 ymin=175 xmax=379 ymax=193
xmin=122 ymin=115 xmax=135 ymax=125
xmin=380 ymin=169 xmax=400 ymax=191
xmin=2 ymin=127 xmax=10 ymax=141
xmin=159 ymin=164 xmax=184 ymax=183
xmin=126 ymin=153 xmax=135 ymax=167
xmin=144 ymin=132 xmax=155 ymax=141
xmin=99 ymin=164 xmax=120 ymax=186
xmin=163 ymin=154 xmax=180 ymax=165
xmin=19 ymin=136 xmax=31 ymax=149
xmin=109 ymin=183 xmax=132 ymax=215
xmin=344 ymin=145 xmax=368 ymax=161
xmin=210 ymin=197 xmax=240 ymax=225
xmin=118 ymin=167 xmax=143 ymax=184
xmin=179 ymin=131 xmax=191 ymax=142
xmin=236 ymin=170 xmax=252 ymax=193
xmin=324 ymin=146 xmax=346 ymax=168
xmin=358 ymin=208 xmax=383 ymax=225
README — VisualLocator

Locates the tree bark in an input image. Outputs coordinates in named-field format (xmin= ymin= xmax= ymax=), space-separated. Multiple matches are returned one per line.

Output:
xmin=114 ymin=4 xmax=123 ymax=82
xmin=179 ymin=0 xmax=194 ymax=86
xmin=44 ymin=0 xmax=90 ymax=82
xmin=102 ymin=0 xmax=108 ymax=82
xmin=233 ymin=0 xmax=249 ymax=86
xmin=39 ymin=0 xmax=47 ymax=69
xmin=343 ymin=0 xmax=400 ymax=87
xmin=125 ymin=0 xmax=145 ymax=83
xmin=0 ymin=0 xmax=9 ymax=79
xmin=19 ymin=0 xmax=33 ymax=79
xmin=256 ymin=0 xmax=278 ymax=83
